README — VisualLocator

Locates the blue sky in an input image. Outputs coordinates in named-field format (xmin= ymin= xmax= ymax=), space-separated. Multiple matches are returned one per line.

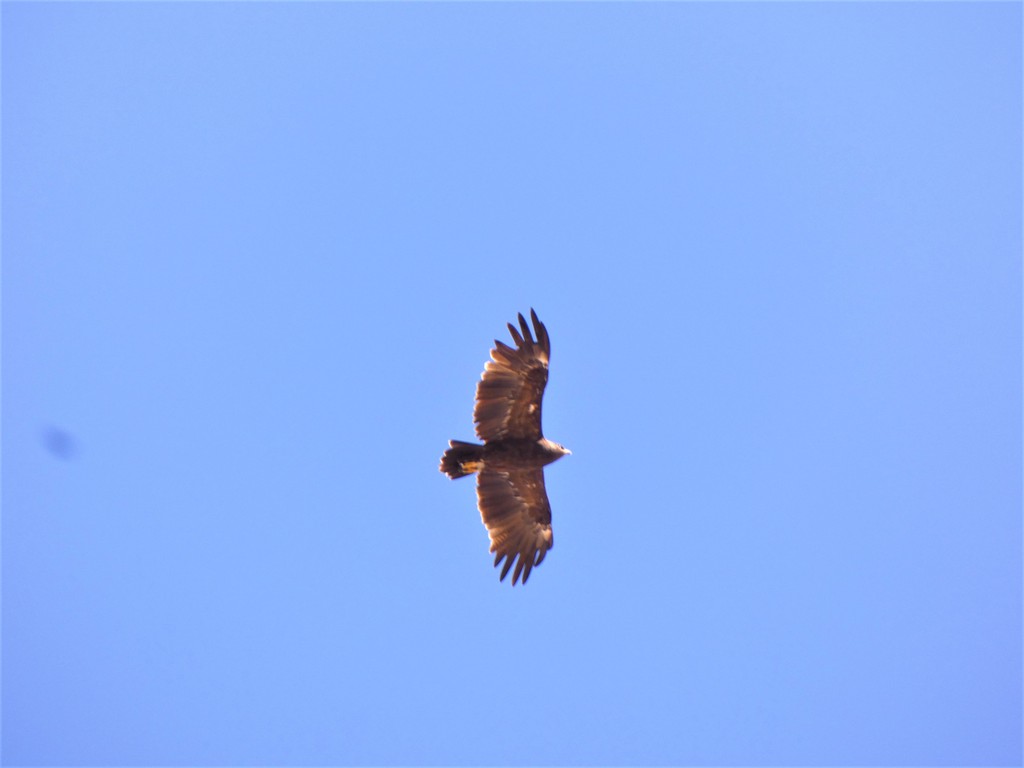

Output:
xmin=3 ymin=3 xmax=1021 ymax=766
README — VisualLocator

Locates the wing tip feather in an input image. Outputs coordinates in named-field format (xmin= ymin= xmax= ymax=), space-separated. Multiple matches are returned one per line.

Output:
xmin=518 ymin=313 xmax=533 ymax=344
xmin=507 ymin=323 xmax=524 ymax=346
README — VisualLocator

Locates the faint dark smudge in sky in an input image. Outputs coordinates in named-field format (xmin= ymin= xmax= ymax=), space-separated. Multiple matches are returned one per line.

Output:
xmin=43 ymin=427 xmax=78 ymax=460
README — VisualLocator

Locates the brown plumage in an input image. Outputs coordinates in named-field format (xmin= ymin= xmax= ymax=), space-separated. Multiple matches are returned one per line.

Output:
xmin=439 ymin=309 xmax=570 ymax=585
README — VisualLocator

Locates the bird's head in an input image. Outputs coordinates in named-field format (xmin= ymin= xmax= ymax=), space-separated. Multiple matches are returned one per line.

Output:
xmin=542 ymin=438 xmax=571 ymax=458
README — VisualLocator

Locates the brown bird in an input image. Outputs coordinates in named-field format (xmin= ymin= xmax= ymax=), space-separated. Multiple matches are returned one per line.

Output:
xmin=440 ymin=309 xmax=570 ymax=585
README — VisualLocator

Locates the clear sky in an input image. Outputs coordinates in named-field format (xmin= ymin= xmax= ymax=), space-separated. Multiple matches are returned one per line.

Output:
xmin=3 ymin=3 xmax=1021 ymax=766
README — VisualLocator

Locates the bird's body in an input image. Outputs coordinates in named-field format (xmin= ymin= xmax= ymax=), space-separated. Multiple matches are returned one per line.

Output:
xmin=439 ymin=309 xmax=569 ymax=585
xmin=441 ymin=437 xmax=567 ymax=477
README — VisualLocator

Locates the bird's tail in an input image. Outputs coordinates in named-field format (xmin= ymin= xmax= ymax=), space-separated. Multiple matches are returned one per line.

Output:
xmin=440 ymin=440 xmax=484 ymax=479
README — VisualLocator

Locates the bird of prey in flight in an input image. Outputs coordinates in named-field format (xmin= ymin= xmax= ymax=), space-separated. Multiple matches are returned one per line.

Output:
xmin=440 ymin=309 xmax=570 ymax=585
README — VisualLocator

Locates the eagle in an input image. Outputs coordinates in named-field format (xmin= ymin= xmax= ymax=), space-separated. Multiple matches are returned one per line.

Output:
xmin=440 ymin=309 xmax=570 ymax=585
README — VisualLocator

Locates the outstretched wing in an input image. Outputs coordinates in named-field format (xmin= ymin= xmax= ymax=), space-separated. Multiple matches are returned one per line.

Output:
xmin=474 ymin=309 xmax=551 ymax=443
xmin=477 ymin=468 xmax=553 ymax=585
